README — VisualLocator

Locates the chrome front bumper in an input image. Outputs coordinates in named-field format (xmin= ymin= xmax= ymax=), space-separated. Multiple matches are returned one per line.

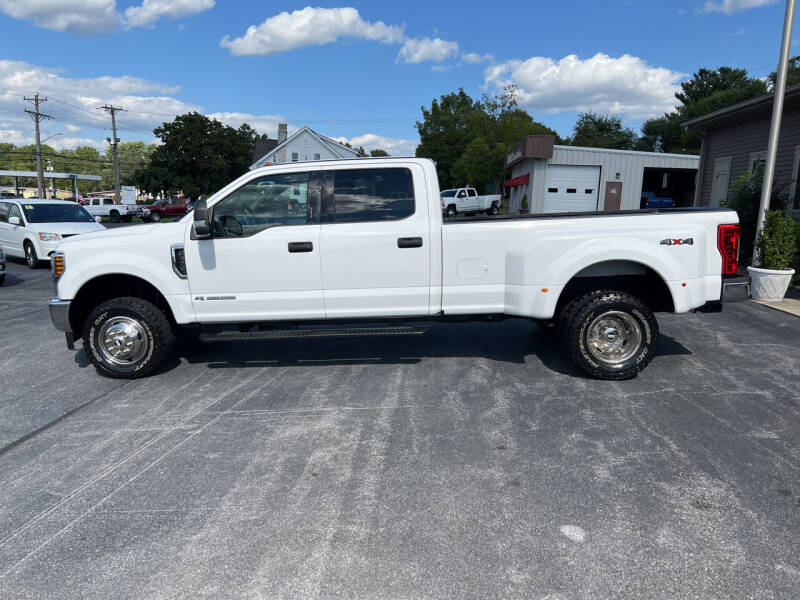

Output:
xmin=49 ymin=299 xmax=72 ymax=333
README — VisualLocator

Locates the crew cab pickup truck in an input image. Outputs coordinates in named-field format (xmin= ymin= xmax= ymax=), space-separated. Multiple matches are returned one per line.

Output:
xmin=48 ymin=158 xmax=740 ymax=380
xmin=441 ymin=187 xmax=502 ymax=217
xmin=138 ymin=197 xmax=189 ymax=222
xmin=82 ymin=197 xmax=137 ymax=223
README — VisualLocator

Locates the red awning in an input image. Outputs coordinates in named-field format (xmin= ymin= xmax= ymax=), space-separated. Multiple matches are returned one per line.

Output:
xmin=503 ymin=174 xmax=530 ymax=188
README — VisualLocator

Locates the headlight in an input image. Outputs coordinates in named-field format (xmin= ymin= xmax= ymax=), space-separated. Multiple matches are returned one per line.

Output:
xmin=38 ymin=232 xmax=62 ymax=242
xmin=142 ymin=208 xmax=151 ymax=215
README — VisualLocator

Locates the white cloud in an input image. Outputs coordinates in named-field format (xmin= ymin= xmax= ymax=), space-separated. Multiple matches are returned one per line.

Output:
xmin=334 ymin=133 xmax=418 ymax=157
xmin=64 ymin=123 xmax=81 ymax=132
xmin=0 ymin=0 xmax=214 ymax=35
xmin=0 ymin=0 xmax=118 ymax=35
xmin=397 ymin=37 xmax=459 ymax=64
xmin=0 ymin=59 xmax=199 ymax=137
xmin=484 ymin=53 xmax=685 ymax=119
xmin=206 ymin=111 xmax=291 ymax=136
xmin=701 ymin=0 xmax=779 ymax=14
xmin=124 ymin=0 xmax=214 ymax=28
xmin=220 ymin=6 xmax=404 ymax=56
xmin=461 ymin=52 xmax=493 ymax=64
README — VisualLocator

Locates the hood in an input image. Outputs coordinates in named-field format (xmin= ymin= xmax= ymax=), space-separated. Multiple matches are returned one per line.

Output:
xmin=57 ymin=221 xmax=183 ymax=248
xmin=28 ymin=221 xmax=106 ymax=235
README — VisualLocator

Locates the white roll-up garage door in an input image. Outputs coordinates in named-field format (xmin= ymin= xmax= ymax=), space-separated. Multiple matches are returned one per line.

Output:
xmin=543 ymin=165 xmax=601 ymax=213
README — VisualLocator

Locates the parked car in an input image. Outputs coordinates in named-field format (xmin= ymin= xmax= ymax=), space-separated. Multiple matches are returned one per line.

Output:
xmin=0 ymin=243 xmax=6 ymax=285
xmin=48 ymin=158 xmax=740 ymax=381
xmin=138 ymin=197 xmax=189 ymax=222
xmin=441 ymin=187 xmax=502 ymax=217
xmin=0 ymin=199 xmax=104 ymax=269
xmin=83 ymin=197 xmax=137 ymax=223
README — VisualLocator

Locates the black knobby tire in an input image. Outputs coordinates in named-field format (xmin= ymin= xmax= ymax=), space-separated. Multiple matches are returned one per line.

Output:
xmin=559 ymin=290 xmax=659 ymax=380
xmin=446 ymin=205 xmax=457 ymax=218
xmin=24 ymin=241 xmax=38 ymax=269
xmin=150 ymin=212 xmax=161 ymax=222
xmin=83 ymin=296 xmax=175 ymax=379
xmin=110 ymin=210 xmax=120 ymax=223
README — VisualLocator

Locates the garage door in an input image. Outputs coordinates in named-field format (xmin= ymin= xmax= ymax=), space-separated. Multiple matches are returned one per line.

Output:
xmin=543 ymin=165 xmax=600 ymax=213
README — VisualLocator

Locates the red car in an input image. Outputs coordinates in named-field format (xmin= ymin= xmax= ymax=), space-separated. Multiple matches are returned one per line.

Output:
xmin=138 ymin=197 xmax=188 ymax=222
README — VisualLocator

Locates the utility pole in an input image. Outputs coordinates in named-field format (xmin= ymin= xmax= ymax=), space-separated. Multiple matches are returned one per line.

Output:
xmin=98 ymin=104 xmax=126 ymax=204
xmin=755 ymin=0 xmax=797 ymax=264
xmin=24 ymin=93 xmax=52 ymax=198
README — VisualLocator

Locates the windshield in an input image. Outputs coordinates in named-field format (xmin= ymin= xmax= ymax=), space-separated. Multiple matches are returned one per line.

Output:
xmin=21 ymin=203 xmax=95 ymax=223
xmin=441 ymin=190 xmax=457 ymax=197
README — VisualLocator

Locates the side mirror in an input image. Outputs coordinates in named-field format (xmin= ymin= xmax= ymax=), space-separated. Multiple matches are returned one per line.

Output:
xmin=193 ymin=198 xmax=211 ymax=239
xmin=95 ymin=216 xmax=103 ymax=223
xmin=8 ymin=215 xmax=20 ymax=226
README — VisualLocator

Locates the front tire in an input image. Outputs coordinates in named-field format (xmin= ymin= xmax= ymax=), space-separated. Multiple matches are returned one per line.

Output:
xmin=150 ymin=212 xmax=161 ymax=222
xmin=446 ymin=205 xmax=457 ymax=218
xmin=559 ymin=290 xmax=658 ymax=380
xmin=24 ymin=241 xmax=39 ymax=269
xmin=83 ymin=297 xmax=175 ymax=379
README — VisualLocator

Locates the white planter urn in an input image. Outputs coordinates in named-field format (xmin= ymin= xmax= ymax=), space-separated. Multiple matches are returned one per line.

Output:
xmin=748 ymin=266 xmax=796 ymax=302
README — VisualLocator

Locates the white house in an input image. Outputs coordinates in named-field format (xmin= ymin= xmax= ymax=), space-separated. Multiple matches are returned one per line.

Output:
xmin=249 ymin=124 xmax=360 ymax=169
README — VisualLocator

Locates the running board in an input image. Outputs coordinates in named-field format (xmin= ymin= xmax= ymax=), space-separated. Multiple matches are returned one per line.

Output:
xmin=199 ymin=325 xmax=429 ymax=343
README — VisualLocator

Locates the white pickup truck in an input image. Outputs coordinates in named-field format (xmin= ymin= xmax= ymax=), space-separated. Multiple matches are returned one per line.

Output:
xmin=48 ymin=158 xmax=740 ymax=380
xmin=441 ymin=187 xmax=502 ymax=217
xmin=82 ymin=197 xmax=137 ymax=223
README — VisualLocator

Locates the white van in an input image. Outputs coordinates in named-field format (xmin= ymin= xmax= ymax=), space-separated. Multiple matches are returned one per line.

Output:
xmin=0 ymin=199 xmax=105 ymax=268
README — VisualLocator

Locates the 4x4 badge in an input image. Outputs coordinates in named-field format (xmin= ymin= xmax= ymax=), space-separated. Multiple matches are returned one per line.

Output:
xmin=660 ymin=238 xmax=693 ymax=246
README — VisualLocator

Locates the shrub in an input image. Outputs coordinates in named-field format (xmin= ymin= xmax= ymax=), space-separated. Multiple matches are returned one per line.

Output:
xmin=756 ymin=210 xmax=797 ymax=270
xmin=723 ymin=164 xmax=787 ymax=265
xmin=521 ymin=193 xmax=528 ymax=211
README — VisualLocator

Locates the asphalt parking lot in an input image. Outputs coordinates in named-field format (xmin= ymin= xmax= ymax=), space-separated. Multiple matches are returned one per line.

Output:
xmin=1 ymin=251 xmax=799 ymax=599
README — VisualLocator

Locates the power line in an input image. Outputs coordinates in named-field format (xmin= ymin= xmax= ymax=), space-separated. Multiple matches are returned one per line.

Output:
xmin=98 ymin=104 xmax=126 ymax=203
xmin=23 ymin=93 xmax=52 ymax=198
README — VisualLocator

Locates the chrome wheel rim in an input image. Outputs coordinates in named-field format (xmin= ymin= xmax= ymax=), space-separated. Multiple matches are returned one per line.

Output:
xmin=586 ymin=310 xmax=642 ymax=367
xmin=25 ymin=246 xmax=33 ymax=266
xmin=97 ymin=316 xmax=149 ymax=366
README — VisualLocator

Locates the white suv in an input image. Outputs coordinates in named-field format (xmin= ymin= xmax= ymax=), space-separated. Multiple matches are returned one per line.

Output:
xmin=0 ymin=199 xmax=104 ymax=268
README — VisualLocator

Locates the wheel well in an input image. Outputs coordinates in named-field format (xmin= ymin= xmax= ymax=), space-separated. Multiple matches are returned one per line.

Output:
xmin=555 ymin=260 xmax=675 ymax=317
xmin=69 ymin=274 xmax=175 ymax=337
xmin=109 ymin=209 xmax=119 ymax=213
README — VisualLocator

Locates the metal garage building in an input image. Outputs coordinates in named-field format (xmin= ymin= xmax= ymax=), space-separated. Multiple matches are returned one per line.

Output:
xmin=504 ymin=136 xmax=700 ymax=214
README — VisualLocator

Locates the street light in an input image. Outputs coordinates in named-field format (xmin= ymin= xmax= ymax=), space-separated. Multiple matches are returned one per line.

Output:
xmin=41 ymin=132 xmax=62 ymax=144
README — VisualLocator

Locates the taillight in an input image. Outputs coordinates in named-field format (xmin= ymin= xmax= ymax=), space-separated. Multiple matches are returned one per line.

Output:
xmin=717 ymin=224 xmax=740 ymax=276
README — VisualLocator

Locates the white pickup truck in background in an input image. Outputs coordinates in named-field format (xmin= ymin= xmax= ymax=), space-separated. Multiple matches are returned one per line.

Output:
xmin=441 ymin=187 xmax=502 ymax=216
xmin=48 ymin=157 xmax=740 ymax=381
xmin=82 ymin=197 xmax=137 ymax=223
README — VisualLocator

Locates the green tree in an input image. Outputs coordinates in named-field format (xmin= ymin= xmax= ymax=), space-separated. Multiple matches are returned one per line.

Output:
xmin=135 ymin=112 xmax=258 ymax=199
xmin=571 ymin=112 xmax=638 ymax=150
xmin=418 ymin=86 xmax=558 ymax=191
xmin=767 ymin=56 xmax=800 ymax=90
xmin=370 ymin=148 xmax=389 ymax=157
xmin=640 ymin=66 xmax=767 ymax=154
xmin=415 ymin=89 xmax=483 ymax=190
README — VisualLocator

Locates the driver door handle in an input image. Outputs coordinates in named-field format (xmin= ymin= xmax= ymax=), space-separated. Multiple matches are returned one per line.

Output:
xmin=288 ymin=241 xmax=313 ymax=253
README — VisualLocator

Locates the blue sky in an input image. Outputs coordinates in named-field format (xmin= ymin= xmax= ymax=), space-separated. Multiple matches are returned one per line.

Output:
xmin=0 ymin=0 xmax=795 ymax=157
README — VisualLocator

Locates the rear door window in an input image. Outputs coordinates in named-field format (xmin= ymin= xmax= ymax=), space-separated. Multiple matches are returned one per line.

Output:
xmin=330 ymin=168 xmax=414 ymax=223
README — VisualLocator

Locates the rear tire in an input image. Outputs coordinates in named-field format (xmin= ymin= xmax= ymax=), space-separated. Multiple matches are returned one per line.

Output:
xmin=83 ymin=296 xmax=175 ymax=379
xmin=110 ymin=210 xmax=120 ymax=223
xmin=487 ymin=204 xmax=499 ymax=215
xmin=24 ymin=241 xmax=38 ymax=269
xmin=558 ymin=290 xmax=658 ymax=380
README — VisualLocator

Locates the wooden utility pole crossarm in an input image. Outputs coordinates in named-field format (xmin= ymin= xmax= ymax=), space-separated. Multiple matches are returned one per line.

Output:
xmin=24 ymin=93 xmax=53 ymax=199
xmin=98 ymin=104 xmax=126 ymax=204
